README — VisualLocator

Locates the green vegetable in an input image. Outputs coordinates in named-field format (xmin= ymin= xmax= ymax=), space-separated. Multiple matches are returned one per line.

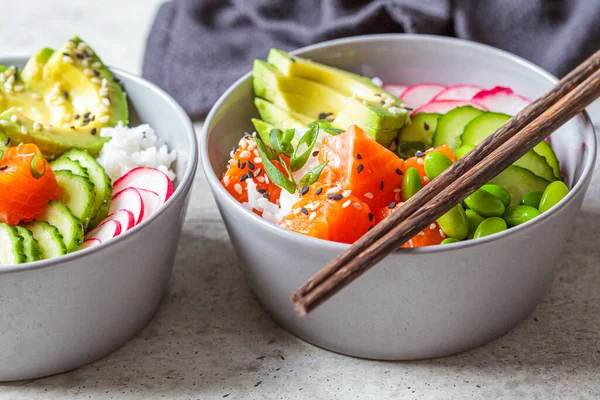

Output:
xmin=54 ymin=170 xmax=96 ymax=228
xmin=481 ymin=184 xmax=511 ymax=208
xmin=21 ymin=220 xmax=67 ymax=260
xmin=503 ymin=205 xmax=541 ymax=227
xmin=520 ymin=191 xmax=543 ymax=208
xmin=396 ymin=113 xmax=440 ymax=159
xmin=299 ymin=161 xmax=328 ymax=188
xmin=401 ymin=167 xmax=422 ymax=201
xmin=432 ymin=106 xmax=484 ymax=151
xmin=424 ymin=151 xmax=453 ymax=181
xmin=309 ymin=120 xmax=344 ymax=135
xmin=30 ymin=154 xmax=46 ymax=179
xmin=36 ymin=200 xmax=84 ymax=252
xmin=464 ymin=189 xmax=505 ymax=217
xmin=14 ymin=226 xmax=42 ymax=263
xmin=454 ymin=144 xmax=474 ymax=159
xmin=473 ymin=217 xmax=507 ymax=239
xmin=466 ymin=209 xmax=485 ymax=239
xmin=255 ymin=136 xmax=297 ymax=194
xmin=269 ymin=128 xmax=295 ymax=157
xmin=0 ymin=222 xmax=26 ymax=265
xmin=437 ymin=204 xmax=469 ymax=240
xmin=539 ymin=181 xmax=569 ymax=213
xmin=290 ymin=123 xmax=319 ymax=171
xmin=441 ymin=238 xmax=460 ymax=245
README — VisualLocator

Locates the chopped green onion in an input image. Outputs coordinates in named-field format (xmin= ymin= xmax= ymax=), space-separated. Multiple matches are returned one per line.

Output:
xmin=30 ymin=154 xmax=46 ymax=179
xmin=290 ymin=123 xmax=320 ymax=172
xmin=309 ymin=120 xmax=344 ymax=135
xmin=299 ymin=160 xmax=328 ymax=188
xmin=269 ymin=128 xmax=295 ymax=157
xmin=254 ymin=136 xmax=296 ymax=194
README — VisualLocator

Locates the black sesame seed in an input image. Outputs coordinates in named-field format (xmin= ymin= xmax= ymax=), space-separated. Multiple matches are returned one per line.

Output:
xmin=247 ymin=170 xmax=254 ymax=179
xmin=93 ymin=69 xmax=100 ymax=77
xmin=357 ymin=164 xmax=364 ymax=174
xmin=415 ymin=150 xmax=425 ymax=157
xmin=396 ymin=168 xmax=403 ymax=175
xmin=247 ymin=161 xmax=255 ymax=170
xmin=83 ymin=118 xmax=91 ymax=124
xmin=239 ymin=174 xmax=249 ymax=182
xmin=315 ymin=187 xmax=323 ymax=195
xmin=257 ymin=188 xmax=267 ymax=194
xmin=290 ymin=57 xmax=296 ymax=63
xmin=356 ymin=153 xmax=362 ymax=159
xmin=380 ymin=181 xmax=384 ymax=190
xmin=423 ymin=122 xmax=430 ymax=131
xmin=62 ymin=52 xmax=70 ymax=56
xmin=74 ymin=114 xmax=80 ymax=120
xmin=312 ymin=150 xmax=319 ymax=157
xmin=0 ymin=165 xmax=7 ymax=171
xmin=90 ymin=128 xmax=97 ymax=135
xmin=83 ymin=112 xmax=91 ymax=118
xmin=75 ymin=53 xmax=84 ymax=60
xmin=318 ymin=112 xmax=327 ymax=120
xmin=3 ymin=137 xmax=10 ymax=146
xmin=63 ymin=91 xmax=69 ymax=99
xmin=239 ymin=162 xmax=246 ymax=169
xmin=368 ymin=212 xmax=374 ymax=221
xmin=388 ymin=201 xmax=397 ymax=209
xmin=404 ymin=106 xmax=414 ymax=111
xmin=91 ymin=115 xmax=95 ymax=121
xmin=300 ymin=186 xmax=309 ymax=195
xmin=300 ymin=208 xmax=309 ymax=215
xmin=263 ymin=193 xmax=270 ymax=201
xmin=70 ymin=126 xmax=75 ymax=129
xmin=380 ymin=100 xmax=385 ymax=105
xmin=327 ymin=194 xmax=343 ymax=201
xmin=237 ymin=159 xmax=241 ymax=168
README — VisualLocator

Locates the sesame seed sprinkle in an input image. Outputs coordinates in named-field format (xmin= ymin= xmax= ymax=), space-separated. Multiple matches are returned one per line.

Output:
xmin=247 ymin=161 xmax=255 ymax=170
xmin=368 ymin=213 xmax=374 ymax=221
xmin=253 ymin=157 xmax=262 ymax=164
xmin=234 ymin=183 xmax=243 ymax=194
xmin=256 ymin=176 xmax=265 ymax=183
xmin=415 ymin=150 xmax=425 ymax=157
xmin=342 ymin=189 xmax=352 ymax=198
xmin=439 ymin=229 xmax=446 ymax=238
xmin=99 ymin=115 xmax=110 ymax=123
xmin=353 ymin=202 xmax=363 ymax=210
xmin=388 ymin=201 xmax=396 ymax=209
xmin=300 ymin=208 xmax=309 ymax=215
xmin=3 ymin=137 xmax=9 ymax=146
xmin=430 ymin=223 xmax=436 ymax=230
xmin=10 ymin=115 xmax=17 ymax=123
xmin=380 ymin=181 xmax=384 ymax=190
xmin=364 ymin=192 xmax=374 ymax=199
xmin=327 ymin=193 xmax=343 ymax=201
xmin=102 ymin=98 xmax=111 ymax=106
xmin=308 ymin=212 xmax=317 ymax=221
xmin=342 ymin=199 xmax=352 ymax=208
xmin=91 ymin=128 xmax=97 ymax=135
xmin=14 ymin=85 xmax=23 ymax=92
xmin=312 ymin=150 xmax=319 ymax=157
xmin=31 ymin=93 xmax=41 ymax=100
xmin=239 ymin=150 xmax=251 ymax=159
xmin=417 ymin=158 xmax=424 ymax=165
xmin=326 ymin=187 xmax=341 ymax=195
xmin=357 ymin=164 xmax=364 ymax=174
xmin=84 ymin=69 xmax=93 ymax=76
xmin=418 ymin=231 xmax=425 ymax=236
xmin=91 ymin=77 xmax=101 ymax=84
xmin=300 ymin=186 xmax=309 ymax=195
xmin=393 ymin=188 xmax=401 ymax=193
xmin=396 ymin=168 xmax=403 ymax=175
xmin=20 ymin=126 xmax=27 ymax=135
xmin=0 ymin=120 xmax=7 ymax=126
xmin=315 ymin=187 xmax=323 ymax=195
xmin=33 ymin=121 xmax=40 ymax=130
xmin=223 ymin=176 xmax=230 ymax=187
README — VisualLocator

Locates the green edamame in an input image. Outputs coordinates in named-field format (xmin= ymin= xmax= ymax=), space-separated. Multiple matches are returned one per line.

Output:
xmin=503 ymin=205 xmax=541 ymax=227
xmin=402 ymin=167 xmax=422 ymax=201
xmin=441 ymin=238 xmax=460 ymax=245
xmin=464 ymin=189 xmax=505 ymax=217
xmin=539 ymin=181 xmax=569 ymax=213
xmin=473 ymin=217 xmax=507 ymax=239
xmin=465 ymin=209 xmax=485 ymax=239
xmin=437 ymin=205 xmax=469 ymax=240
xmin=424 ymin=152 xmax=453 ymax=181
xmin=481 ymin=184 xmax=512 ymax=208
xmin=455 ymin=145 xmax=475 ymax=159
xmin=520 ymin=191 xmax=543 ymax=209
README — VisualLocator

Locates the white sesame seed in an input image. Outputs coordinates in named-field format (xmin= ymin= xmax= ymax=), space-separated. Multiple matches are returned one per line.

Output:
xmin=418 ymin=231 xmax=425 ymax=236
xmin=247 ymin=141 xmax=256 ymax=151
xmin=44 ymin=125 xmax=53 ymax=131
xmin=326 ymin=187 xmax=341 ymax=195
xmin=342 ymin=189 xmax=352 ymax=198
xmin=342 ymin=199 xmax=351 ymax=208
xmin=92 ymin=61 xmax=102 ymax=68
xmin=417 ymin=158 xmax=424 ymax=165
xmin=395 ymin=193 xmax=401 ymax=202
xmin=13 ymin=84 xmax=23 ymax=92
xmin=99 ymin=115 xmax=110 ymax=123
xmin=16 ymin=107 xmax=23 ymax=112
xmin=423 ymin=176 xmax=430 ymax=183
xmin=439 ymin=229 xmax=446 ymax=238
xmin=234 ymin=183 xmax=243 ymax=194
xmin=223 ymin=175 xmax=230 ymax=187
xmin=253 ymin=157 xmax=262 ymax=164
xmin=20 ymin=126 xmax=27 ymax=135
xmin=0 ymin=120 xmax=8 ymax=126
xmin=429 ymin=223 xmax=436 ymax=230
xmin=31 ymin=93 xmax=41 ymax=100
xmin=83 ymin=68 xmax=93 ymax=76
xmin=7 ymin=75 xmax=15 ymax=84
xmin=239 ymin=150 xmax=251 ymax=159
xmin=91 ymin=77 xmax=101 ymax=84
xmin=10 ymin=115 xmax=17 ymax=123
xmin=101 ymin=78 xmax=108 ymax=88
xmin=309 ymin=212 xmax=317 ymax=222
xmin=100 ymin=104 xmax=109 ymax=112
xmin=353 ymin=202 xmax=363 ymax=210
xmin=3 ymin=82 xmax=12 ymax=90
xmin=393 ymin=188 xmax=401 ymax=193
xmin=102 ymin=98 xmax=111 ymax=106
xmin=4 ymin=68 xmax=14 ymax=77
xmin=33 ymin=121 xmax=41 ymax=130
xmin=253 ymin=149 xmax=260 ymax=157
xmin=265 ymin=175 xmax=270 ymax=184
xmin=256 ymin=176 xmax=265 ymax=183
xmin=77 ymin=42 xmax=87 ymax=51
xmin=99 ymin=88 xmax=109 ymax=96
xmin=62 ymin=55 xmax=73 ymax=64
xmin=82 ymin=59 xmax=90 ymax=67
xmin=53 ymin=97 xmax=64 ymax=106
xmin=364 ymin=192 xmax=374 ymax=199
xmin=254 ymin=168 xmax=262 ymax=176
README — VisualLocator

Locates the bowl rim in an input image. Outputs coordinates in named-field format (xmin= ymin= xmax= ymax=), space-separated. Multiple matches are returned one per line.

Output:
xmin=201 ymin=33 xmax=597 ymax=254
xmin=0 ymin=62 xmax=198 ymax=274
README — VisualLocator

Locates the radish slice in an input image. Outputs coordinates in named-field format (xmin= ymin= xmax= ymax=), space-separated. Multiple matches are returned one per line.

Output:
xmin=81 ymin=238 xmax=101 ymax=249
xmin=433 ymin=85 xmax=484 ymax=101
xmin=109 ymin=187 xmax=145 ymax=224
xmin=411 ymin=100 xmax=488 ymax=116
xmin=472 ymin=86 xmax=531 ymax=115
xmin=85 ymin=220 xmax=122 ymax=242
xmin=137 ymin=189 xmax=161 ymax=222
xmin=106 ymin=209 xmax=136 ymax=232
xmin=113 ymin=167 xmax=174 ymax=204
xmin=400 ymin=83 xmax=447 ymax=109
xmin=383 ymin=84 xmax=408 ymax=97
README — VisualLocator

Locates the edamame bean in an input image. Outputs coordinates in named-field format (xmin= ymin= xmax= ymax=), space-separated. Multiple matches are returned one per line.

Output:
xmin=437 ymin=205 xmax=469 ymax=240
xmin=481 ymin=184 xmax=512 ymax=208
xmin=402 ymin=167 xmax=422 ymax=201
xmin=464 ymin=189 xmax=505 ymax=217
xmin=466 ymin=209 xmax=485 ymax=239
xmin=441 ymin=238 xmax=460 ymax=245
xmin=539 ymin=181 xmax=569 ymax=213
xmin=520 ymin=191 xmax=543 ymax=209
xmin=455 ymin=145 xmax=475 ymax=159
xmin=473 ymin=217 xmax=507 ymax=239
xmin=424 ymin=152 xmax=453 ymax=180
xmin=502 ymin=205 xmax=541 ymax=227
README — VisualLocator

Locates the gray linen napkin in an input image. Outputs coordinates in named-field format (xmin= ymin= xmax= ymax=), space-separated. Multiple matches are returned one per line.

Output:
xmin=143 ymin=0 xmax=600 ymax=119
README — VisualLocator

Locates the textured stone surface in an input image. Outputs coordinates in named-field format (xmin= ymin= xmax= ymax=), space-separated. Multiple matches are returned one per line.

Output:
xmin=1 ymin=1 xmax=600 ymax=399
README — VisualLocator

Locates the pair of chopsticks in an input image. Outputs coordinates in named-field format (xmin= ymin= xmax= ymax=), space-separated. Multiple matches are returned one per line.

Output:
xmin=291 ymin=50 xmax=600 ymax=317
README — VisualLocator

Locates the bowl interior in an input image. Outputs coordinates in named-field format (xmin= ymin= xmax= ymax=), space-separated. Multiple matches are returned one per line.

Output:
xmin=205 ymin=35 xmax=594 ymax=196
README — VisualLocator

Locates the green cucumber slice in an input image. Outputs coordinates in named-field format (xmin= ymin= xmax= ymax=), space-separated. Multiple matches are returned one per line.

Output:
xmin=14 ymin=226 xmax=42 ymax=262
xmin=534 ymin=141 xmax=561 ymax=180
xmin=432 ymin=106 xmax=484 ymax=151
xmin=50 ymin=157 xmax=88 ymax=177
xmin=461 ymin=113 xmax=556 ymax=181
xmin=489 ymin=166 xmax=551 ymax=207
xmin=396 ymin=113 xmax=440 ymax=159
xmin=36 ymin=201 xmax=84 ymax=252
xmin=21 ymin=221 xmax=67 ymax=259
xmin=0 ymin=223 xmax=26 ymax=265
xmin=54 ymin=170 xmax=96 ymax=228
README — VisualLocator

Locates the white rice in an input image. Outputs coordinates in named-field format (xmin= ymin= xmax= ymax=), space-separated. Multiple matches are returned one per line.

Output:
xmin=97 ymin=122 xmax=177 ymax=182
xmin=243 ymin=178 xmax=299 ymax=223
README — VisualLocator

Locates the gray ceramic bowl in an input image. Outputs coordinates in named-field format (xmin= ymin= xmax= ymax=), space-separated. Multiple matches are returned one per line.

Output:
xmin=202 ymin=35 xmax=596 ymax=360
xmin=0 ymin=58 xmax=197 ymax=381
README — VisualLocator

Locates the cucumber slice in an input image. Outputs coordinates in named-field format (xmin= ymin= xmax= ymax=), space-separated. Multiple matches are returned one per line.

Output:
xmin=396 ymin=113 xmax=440 ymax=159
xmin=14 ymin=226 xmax=42 ymax=262
xmin=36 ymin=201 xmax=84 ymax=252
xmin=62 ymin=149 xmax=112 ymax=229
xmin=461 ymin=113 xmax=556 ymax=181
xmin=489 ymin=166 xmax=550 ymax=207
xmin=54 ymin=170 xmax=96 ymax=228
xmin=0 ymin=223 xmax=26 ymax=265
xmin=534 ymin=141 xmax=561 ymax=180
xmin=432 ymin=106 xmax=484 ymax=151
xmin=21 ymin=221 xmax=66 ymax=259
xmin=50 ymin=157 xmax=88 ymax=177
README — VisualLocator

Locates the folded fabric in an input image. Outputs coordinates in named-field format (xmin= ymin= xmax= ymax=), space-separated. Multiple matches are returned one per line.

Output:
xmin=143 ymin=0 xmax=600 ymax=119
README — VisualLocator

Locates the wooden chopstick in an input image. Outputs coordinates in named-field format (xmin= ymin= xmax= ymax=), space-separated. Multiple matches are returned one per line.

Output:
xmin=292 ymin=52 xmax=600 ymax=317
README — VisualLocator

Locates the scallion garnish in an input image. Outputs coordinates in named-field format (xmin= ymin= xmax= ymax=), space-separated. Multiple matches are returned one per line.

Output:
xmin=299 ymin=160 xmax=328 ymax=188
xmin=309 ymin=120 xmax=344 ymax=135
xmin=290 ymin=123 xmax=319 ymax=172
xmin=269 ymin=128 xmax=295 ymax=157
xmin=254 ymin=136 xmax=296 ymax=194
xmin=30 ymin=154 xmax=46 ymax=179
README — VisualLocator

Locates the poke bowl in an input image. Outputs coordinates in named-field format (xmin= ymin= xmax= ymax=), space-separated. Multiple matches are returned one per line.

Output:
xmin=201 ymin=34 xmax=596 ymax=360
xmin=0 ymin=38 xmax=197 ymax=380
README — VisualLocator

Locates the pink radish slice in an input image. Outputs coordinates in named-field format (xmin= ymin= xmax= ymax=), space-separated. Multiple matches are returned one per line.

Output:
xmin=472 ymin=86 xmax=531 ymax=115
xmin=85 ymin=220 xmax=122 ymax=242
xmin=109 ymin=187 xmax=145 ymax=224
xmin=400 ymin=83 xmax=447 ymax=109
xmin=113 ymin=167 xmax=174 ymax=204
xmin=383 ymin=84 xmax=408 ymax=97
xmin=81 ymin=238 xmax=101 ymax=249
xmin=106 ymin=209 xmax=136 ymax=231
xmin=411 ymin=100 xmax=488 ymax=116
xmin=137 ymin=189 xmax=161 ymax=222
xmin=433 ymin=85 xmax=484 ymax=101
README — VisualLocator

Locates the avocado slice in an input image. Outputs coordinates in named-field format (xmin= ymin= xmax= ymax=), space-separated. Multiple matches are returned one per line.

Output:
xmin=251 ymin=118 xmax=277 ymax=144
xmin=254 ymin=98 xmax=311 ymax=131
xmin=0 ymin=37 xmax=127 ymax=158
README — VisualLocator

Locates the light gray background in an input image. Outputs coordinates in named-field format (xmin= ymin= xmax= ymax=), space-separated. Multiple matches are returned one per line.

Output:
xmin=1 ymin=1 xmax=600 ymax=399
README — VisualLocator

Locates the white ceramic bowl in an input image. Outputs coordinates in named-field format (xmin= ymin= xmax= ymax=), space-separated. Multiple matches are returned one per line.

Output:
xmin=0 ymin=59 xmax=197 ymax=381
xmin=201 ymin=35 xmax=596 ymax=360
